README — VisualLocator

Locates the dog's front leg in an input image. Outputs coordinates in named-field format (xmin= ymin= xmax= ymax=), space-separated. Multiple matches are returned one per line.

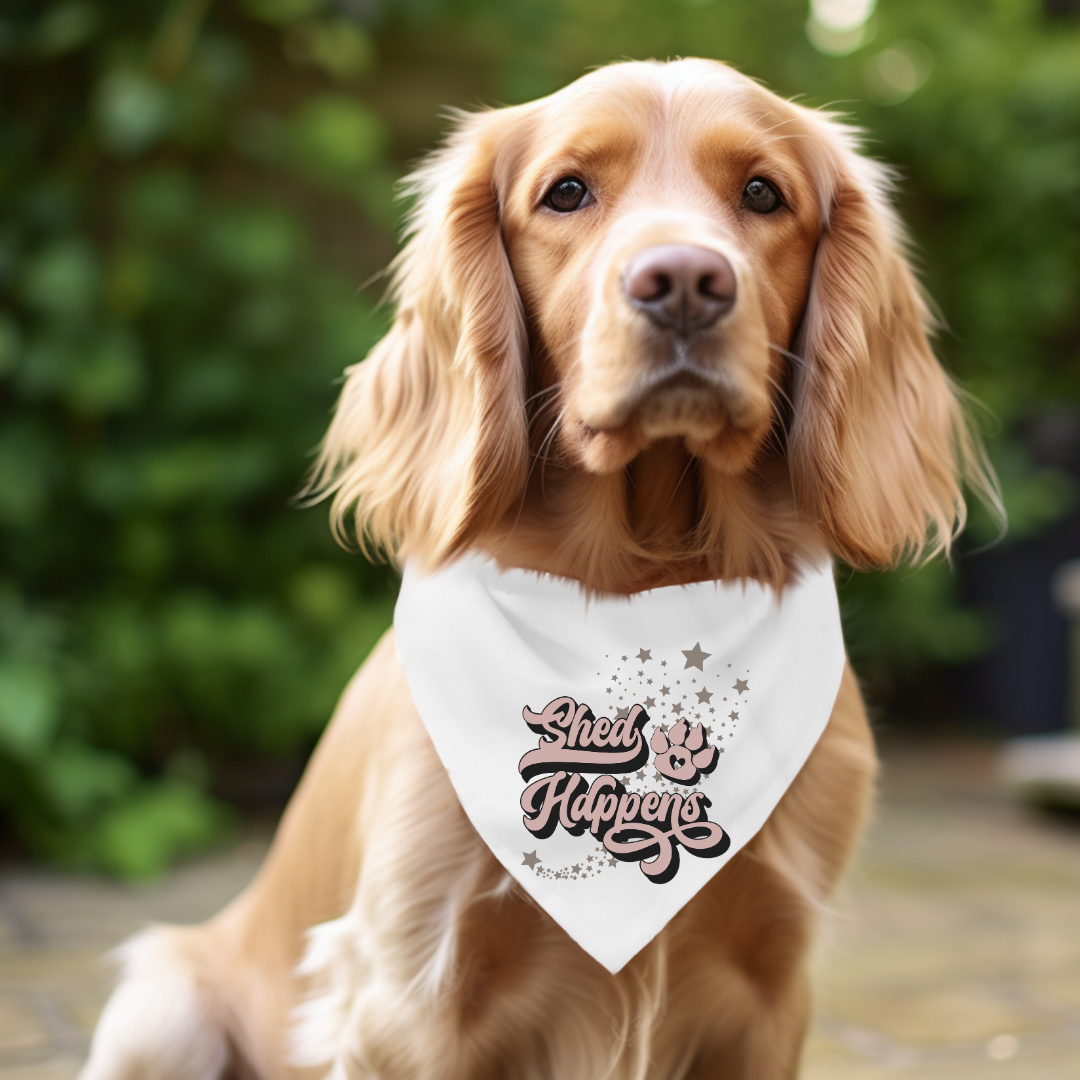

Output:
xmin=684 ymin=964 xmax=811 ymax=1080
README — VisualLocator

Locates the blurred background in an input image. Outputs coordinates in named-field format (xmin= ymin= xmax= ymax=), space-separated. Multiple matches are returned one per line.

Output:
xmin=2 ymin=0 xmax=1080 ymax=878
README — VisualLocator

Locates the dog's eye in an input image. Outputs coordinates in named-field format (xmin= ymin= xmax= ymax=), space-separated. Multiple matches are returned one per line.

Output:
xmin=544 ymin=177 xmax=590 ymax=213
xmin=742 ymin=177 xmax=782 ymax=214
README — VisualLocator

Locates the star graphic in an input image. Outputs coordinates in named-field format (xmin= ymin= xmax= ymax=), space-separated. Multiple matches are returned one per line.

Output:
xmin=636 ymin=769 xmax=646 ymax=780
xmin=719 ymin=747 xmax=726 ymax=754
xmin=696 ymin=687 xmax=713 ymax=704
xmin=661 ymin=660 xmax=667 ymax=667
xmin=733 ymin=678 xmax=749 ymax=694
xmin=682 ymin=642 xmax=711 ymax=671
xmin=709 ymin=707 xmax=715 ymax=714
xmin=703 ymin=725 xmax=711 ymax=736
xmin=637 ymin=670 xmax=644 ymax=677
xmin=621 ymin=655 xmax=628 ymax=661
xmin=572 ymin=864 xmax=581 ymax=874
xmin=636 ymin=648 xmax=652 ymax=662
xmin=615 ymin=706 xmax=630 ymax=720
xmin=654 ymin=770 xmax=665 ymax=782
xmin=659 ymin=723 xmax=669 ymax=733
xmin=660 ymin=685 xmax=670 ymax=696
xmin=606 ymin=687 xmax=613 ymax=694
xmin=611 ymin=675 xmax=617 ymax=682
xmin=607 ymin=857 xmax=617 ymax=867
xmin=522 ymin=850 xmax=541 ymax=869
xmin=729 ymin=710 xmax=739 ymax=721
xmin=644 ymin=696 xmax=656 ymax=709
xmin=672 ymin=701 xmax=685 ymax=715
xmin=647 ymin=678 xmax=653 ymax=685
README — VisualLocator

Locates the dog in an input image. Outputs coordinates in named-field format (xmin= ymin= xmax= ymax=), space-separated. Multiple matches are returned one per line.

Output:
xmin=80 ymin=58 xmax=997 ymax=1080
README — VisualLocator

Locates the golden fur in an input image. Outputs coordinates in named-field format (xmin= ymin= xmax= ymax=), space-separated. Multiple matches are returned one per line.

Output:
xmin=80 ymin=59 xmax=999 ymax=1080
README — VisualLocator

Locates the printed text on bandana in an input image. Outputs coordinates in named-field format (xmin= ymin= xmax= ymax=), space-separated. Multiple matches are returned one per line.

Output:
xmin=518 ymin=697 xmax=730 ymax=884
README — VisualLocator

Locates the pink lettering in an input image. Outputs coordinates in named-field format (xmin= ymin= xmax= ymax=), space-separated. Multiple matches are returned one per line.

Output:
xmin=567 ymin=707 xmax=593 ymax=748
xmin=520 ymin=771 xmax=586 ymax=837
xmin=519 ymin=697 xmax=650 ymax=780
xmin=613 ymin=792 xmax=641 ymax=833
xmin=681 ymin=792 xmax=704 ymax=822
xmin=518 ymin=697 xmax=729 ymax=882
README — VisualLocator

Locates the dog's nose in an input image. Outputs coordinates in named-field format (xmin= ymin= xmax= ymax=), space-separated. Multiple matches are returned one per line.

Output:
xmin=623 ymin=244 xmax=736 ymax=334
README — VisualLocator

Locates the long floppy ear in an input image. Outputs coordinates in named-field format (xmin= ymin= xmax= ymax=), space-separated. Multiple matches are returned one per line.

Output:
xmin=788 ymin=119 xmax=1000 ymax=569
xmin=308 ymin=108 xmax=530 ymax=566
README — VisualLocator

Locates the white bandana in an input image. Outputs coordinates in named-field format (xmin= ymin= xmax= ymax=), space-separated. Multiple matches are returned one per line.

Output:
xmin=394 ymin=555 xmax=846 ymax=973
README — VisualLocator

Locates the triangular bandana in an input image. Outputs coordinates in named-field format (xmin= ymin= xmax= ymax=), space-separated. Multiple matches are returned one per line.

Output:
xmin=394 ymin=556 xmax=846 ymax=973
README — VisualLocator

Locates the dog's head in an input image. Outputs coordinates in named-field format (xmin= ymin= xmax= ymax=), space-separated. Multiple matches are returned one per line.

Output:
xmin=312 ymin=59 xmax=997 ymax=584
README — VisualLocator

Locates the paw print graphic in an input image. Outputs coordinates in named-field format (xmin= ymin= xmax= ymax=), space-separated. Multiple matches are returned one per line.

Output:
xmin=651 ymin=720 xmax=717 ymax=784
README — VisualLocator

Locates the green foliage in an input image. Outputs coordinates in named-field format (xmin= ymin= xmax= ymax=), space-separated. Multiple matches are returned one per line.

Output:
xmin=0 ymin=0 xmax=395 ymax=872
xmin=2 ymin=0 xmax=1078 ymax=873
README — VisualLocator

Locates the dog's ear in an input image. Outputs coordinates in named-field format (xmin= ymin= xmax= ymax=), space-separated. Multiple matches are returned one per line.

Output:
xmin=788 ymin=122 xmax=1000 ymax=569
xmin=309 ymin=108 xmax=530 ymax=566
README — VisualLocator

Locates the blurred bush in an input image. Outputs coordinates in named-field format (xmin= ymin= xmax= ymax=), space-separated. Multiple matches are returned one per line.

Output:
xmin=1 ymin=0 xmax=1078 ymax=873
xmin=0 ymin=0 xmax=396 ymax=874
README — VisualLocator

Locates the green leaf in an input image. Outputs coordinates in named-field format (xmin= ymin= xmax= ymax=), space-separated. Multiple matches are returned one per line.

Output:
xmin=191 ymin=34 xmax=251 ymax=95
xmin=138 ymin=439 xmax=275 ymax=507
xmin=22 ymin=239 xmax=99 ymax=320
xmin=87 ymin=781 xmax=232 ymax=879
xmin=289 ymin=18 xmax=376 ymax=80
xmin=202 ymin=206 xmax=304 ymax=281
xmin=287 ymin=564 xmax=356 ymax=624
xmin=37 ymin=742 xmax=137 ymax=821
xmin=0 ymin=664 xmax=62 ymax=761
xmin=34 ymin=2 xmax=99 ymax=56
xmin=66 ymin=326 xmax=146 ymax=416
xmin=94 ymin=69 xmax=173 ymax=155
xmin=286 ymin=95 xmax=386 ymax=185
xmin=122 ymin=170 xmax=199 ymax=235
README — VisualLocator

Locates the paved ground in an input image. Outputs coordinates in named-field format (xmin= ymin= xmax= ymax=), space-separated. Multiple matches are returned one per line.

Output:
xmin=2 ymin=738 xmax=1078 ymax=1079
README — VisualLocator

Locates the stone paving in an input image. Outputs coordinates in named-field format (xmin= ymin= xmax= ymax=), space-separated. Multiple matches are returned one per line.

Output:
xmin=1 ymin=738 xmax=1078 ymax=1079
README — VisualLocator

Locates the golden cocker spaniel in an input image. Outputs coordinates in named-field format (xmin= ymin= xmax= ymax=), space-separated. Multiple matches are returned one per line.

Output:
xmin=81 ymin=58 xmax=997 ymax=1080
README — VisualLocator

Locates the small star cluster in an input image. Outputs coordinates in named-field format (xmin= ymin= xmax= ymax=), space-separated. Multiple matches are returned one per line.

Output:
xmin=525 ymin=845 xmax=620 ymax=880
xmin=601 ymin=644 xmax=751 ymax=757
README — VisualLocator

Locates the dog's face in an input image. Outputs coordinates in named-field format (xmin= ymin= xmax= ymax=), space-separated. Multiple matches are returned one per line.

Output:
xmin=313 ymin=59 xmax=995 ymax=584
xmin=498 ymin=62 xmax=819 ymax=476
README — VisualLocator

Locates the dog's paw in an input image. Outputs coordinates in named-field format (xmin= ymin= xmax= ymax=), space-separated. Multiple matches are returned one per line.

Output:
xmin=650 ymin=719 xmax=717 ymax=783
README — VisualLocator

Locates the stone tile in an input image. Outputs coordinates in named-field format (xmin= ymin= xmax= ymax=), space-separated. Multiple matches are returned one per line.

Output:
xmin=0 ymin=842 xmax=268 ymax=1079
xmin=0 ymin=838 xmax=267 ymax=955
xmin=0 ymin=998 xmax=50 ymax=1054
xmin=828 ymin=986 xmax=1051 ymax=1047
xmin=805 ymin=738 xmax=1080 ymax=1078
xmin=1030 ymin=971 xmax=1080 ymax=1016
xmin=0 ymin=1063 xmax=79 ymax=1080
